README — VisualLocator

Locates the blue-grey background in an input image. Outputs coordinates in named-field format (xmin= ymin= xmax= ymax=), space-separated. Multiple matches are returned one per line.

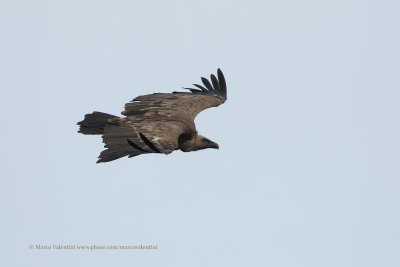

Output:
xmin=1 ymin=0 xmax=399 ymax=266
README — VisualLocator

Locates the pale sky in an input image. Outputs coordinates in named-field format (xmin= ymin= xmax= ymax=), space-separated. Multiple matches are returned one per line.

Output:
xmin=1 ymin=0 xmax=399 ymax=266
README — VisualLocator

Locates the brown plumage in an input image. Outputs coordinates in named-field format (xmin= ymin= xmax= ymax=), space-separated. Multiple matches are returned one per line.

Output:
xmin=77 ymin=69 xmax=227 ymax=163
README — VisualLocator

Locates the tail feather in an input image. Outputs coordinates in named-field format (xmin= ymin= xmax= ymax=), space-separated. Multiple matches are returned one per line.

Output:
xmin=97 ymin=124 xmax=141 ymax=163
xmin=77 ymin=112 xmax=118 ymax=135
xmin=78 ymin=112 xmax=142 ymax=163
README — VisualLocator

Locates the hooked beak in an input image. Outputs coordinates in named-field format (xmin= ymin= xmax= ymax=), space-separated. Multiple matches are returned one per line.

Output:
xmin=211 ymin=142 xmax=219 ymax=149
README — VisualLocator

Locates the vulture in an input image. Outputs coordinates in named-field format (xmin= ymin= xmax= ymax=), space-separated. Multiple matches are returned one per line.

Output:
xmin=77 ymin=69 xmax=227 ymax=163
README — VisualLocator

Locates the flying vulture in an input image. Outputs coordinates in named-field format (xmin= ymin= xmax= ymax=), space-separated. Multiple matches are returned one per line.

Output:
xmin=77 ymin=69 xmax=227 ymax=163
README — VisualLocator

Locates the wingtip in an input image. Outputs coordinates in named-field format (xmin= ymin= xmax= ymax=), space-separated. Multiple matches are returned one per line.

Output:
xmin=201 ymin=77 xmax=214 ymax=92
xmin=210 ymin=74 xmax=220 ymax=93
xmin=216 ymin=68 xmax=227 ymax=99
xmin=182 ymin=68 xmax=227 ymax=99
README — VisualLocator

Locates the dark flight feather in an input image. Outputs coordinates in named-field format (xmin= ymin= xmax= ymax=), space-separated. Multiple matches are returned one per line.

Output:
xmin=201 ymin=77 xmax=214 ymax=92
xmin=127 ymin=139 xmax=148 ymax=152
xmin=193 ymin=83 xmax=209 ymax=92
xmin=210 ymin=74 xmax=220 ymax=93
xmin=139 ymin=133 xmax=161 ymax=153
xmin=182 ymin=87 xmax=203 ymax=93
xmin=217 ymin=68 xmax=227 ymax=98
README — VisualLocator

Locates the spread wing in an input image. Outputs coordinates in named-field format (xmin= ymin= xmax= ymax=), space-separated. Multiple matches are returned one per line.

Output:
xmin=122 ymin=68 xmax=227 ymax=121
xmin=97 ymin=69 xmax=227 ymax=163
xmin=97 ymin=119 xmax=189 ymax=163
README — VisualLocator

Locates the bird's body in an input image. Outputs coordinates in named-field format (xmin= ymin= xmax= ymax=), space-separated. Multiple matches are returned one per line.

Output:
xmin=77 ymin=69 xmax=227 ymax=163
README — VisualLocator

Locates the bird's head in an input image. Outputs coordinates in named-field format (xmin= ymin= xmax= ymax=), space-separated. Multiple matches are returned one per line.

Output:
xmin=195 ymin=135 xmax=219 ymax=150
